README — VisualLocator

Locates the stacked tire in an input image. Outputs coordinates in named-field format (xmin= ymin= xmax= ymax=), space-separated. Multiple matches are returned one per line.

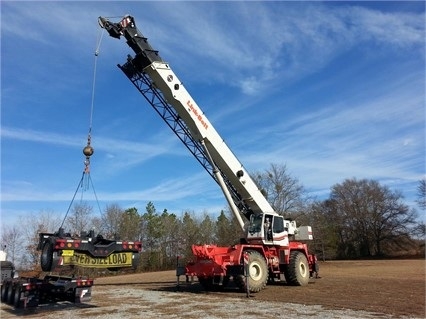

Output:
xmin=1 ymin=280 xmax=22 ymax=308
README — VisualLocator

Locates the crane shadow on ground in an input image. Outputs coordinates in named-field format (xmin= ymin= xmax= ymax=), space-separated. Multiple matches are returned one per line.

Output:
xmin=149 ymin=276 xmax=318 ymax=298
xmin=95 ymin=278 xmax=249 ymax=296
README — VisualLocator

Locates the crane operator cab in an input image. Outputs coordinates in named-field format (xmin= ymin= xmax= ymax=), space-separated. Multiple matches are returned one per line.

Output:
xmin=247 ymin=213 xmax=296 ymax=246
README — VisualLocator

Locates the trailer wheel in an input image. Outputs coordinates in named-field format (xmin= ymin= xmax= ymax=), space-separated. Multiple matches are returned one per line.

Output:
xmin=131 ymin=253 xmax=141 ymax=270
xmin=40 ymin=240 xmax=54 ymax=271
xmin=13 ymin=285 xmax=21 ymax=308
xmin=1 ymin=282 xmax=9 ymax=302
xmin=245 ymin=250 xmax=268 ymax=293
xmin=6 ymin=283 xmax=15 ymax=305
xmin=287 ymin=251 xmax=310 ymax=286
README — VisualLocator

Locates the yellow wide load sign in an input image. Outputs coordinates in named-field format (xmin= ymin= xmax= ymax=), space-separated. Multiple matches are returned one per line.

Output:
xmin=61 ymin=251 xmax=134 ymax=268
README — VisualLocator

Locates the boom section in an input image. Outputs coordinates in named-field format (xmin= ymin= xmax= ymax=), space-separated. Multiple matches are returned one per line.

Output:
xmin=145 ymin=62 xmax=274 ymax=215
xmin=99 ymin=15 xmax=276 ymax=220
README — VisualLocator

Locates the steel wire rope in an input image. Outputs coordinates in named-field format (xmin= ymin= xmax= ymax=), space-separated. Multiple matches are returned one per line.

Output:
xmin=59 ymin=26 xmax=105 ymax=229
xmin=60 ymin=172 xmax=85 ymax=229
xmin=88 ymin=27 xmax=105 ymax=133
xmin=88 ymin=173 xmax=103 ymax=216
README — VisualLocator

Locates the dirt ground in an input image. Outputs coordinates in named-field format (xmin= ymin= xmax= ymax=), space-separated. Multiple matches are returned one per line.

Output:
xmin=1 ymin=259 xmax=425 ymax=318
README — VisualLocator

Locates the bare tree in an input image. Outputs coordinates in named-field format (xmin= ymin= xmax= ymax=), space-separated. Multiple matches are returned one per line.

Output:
xmin=65 ymin=202 xmax=93 ymax=235
xmin=329 ymin=178 xmax=417 ymax=257
xmin=308 ymin=200 xmax=340 ymax=260
xmin=19 ymin=210 xmax=62 ymax=270
xmin=252 ymin=163 xmax=307 ymax=218
xmin=1 ymin=225 xmax=22 ymax=265
xmin=416 ymin=179 xmax=426 ymax=210
xmin=412 ymin=222 xmax=426 ymax=240
xmin=101 ymin=203 xmax=125 ymax=238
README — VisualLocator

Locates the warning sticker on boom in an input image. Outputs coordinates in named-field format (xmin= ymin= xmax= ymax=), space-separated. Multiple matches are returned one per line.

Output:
xmin=62 ymin=252 xmax=133 ymax=268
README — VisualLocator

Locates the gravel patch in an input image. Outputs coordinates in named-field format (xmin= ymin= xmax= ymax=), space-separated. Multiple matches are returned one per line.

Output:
xmin=2 ymin=286 xmax=419 ymax=319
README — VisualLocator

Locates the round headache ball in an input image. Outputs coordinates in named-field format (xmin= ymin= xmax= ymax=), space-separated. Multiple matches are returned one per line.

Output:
xmin=83 ymin=145 xmax=94 ymax=157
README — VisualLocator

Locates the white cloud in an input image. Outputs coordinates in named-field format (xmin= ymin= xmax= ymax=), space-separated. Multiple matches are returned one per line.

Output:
xmin=1 ymin=2 xmax=424 ymax=224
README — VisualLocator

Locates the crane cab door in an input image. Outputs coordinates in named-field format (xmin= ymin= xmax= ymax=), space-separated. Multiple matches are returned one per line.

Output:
xmin=247 ymin=214 xmax=289 ymax=246
xmin=270 ymin=215 xmax=289 ymax=246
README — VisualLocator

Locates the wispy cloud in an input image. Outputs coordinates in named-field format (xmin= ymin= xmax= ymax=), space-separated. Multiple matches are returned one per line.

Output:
xmin=1 ymin=169 xmax=216 ymax=203
xmin=1 ymin=126 xmax=183 ymax=173
xmin=1 ymin=127 xmax=81 ymax=147
xmin=2 ymin=2 xmax=423 ymax=95
xmin=1 ymin=2 xmax=424 ymax=224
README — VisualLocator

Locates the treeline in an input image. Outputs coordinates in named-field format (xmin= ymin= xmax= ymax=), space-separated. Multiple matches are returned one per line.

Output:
xmin=2 ymin=164 xmax=425 ymax=271
xmin=1 ymin=202 xmax=245 ymax=272
xmin=309 ymin=178 xmax=425 ymax=260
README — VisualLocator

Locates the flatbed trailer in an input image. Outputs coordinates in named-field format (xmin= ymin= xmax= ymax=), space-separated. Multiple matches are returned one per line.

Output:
xmin=1 ymin=274 xmax=93 ymax=309
xmin=1 ymin=258 xmax=93 ymax=309
xmin=0 ymin=226 xmax=142 ymax=309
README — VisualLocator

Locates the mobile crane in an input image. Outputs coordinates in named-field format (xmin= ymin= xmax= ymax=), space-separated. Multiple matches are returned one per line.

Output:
xmin=99 ymin=14 xmax=318 ymax=292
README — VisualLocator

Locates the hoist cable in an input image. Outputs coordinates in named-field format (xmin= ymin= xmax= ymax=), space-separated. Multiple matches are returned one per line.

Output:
xmin=60 ymin=26 xmax=105 ymax=230
xmin=60 ymin=172 xmax=85 ymax=229
xmin=88 ymin=28 xmax=105 ymax=133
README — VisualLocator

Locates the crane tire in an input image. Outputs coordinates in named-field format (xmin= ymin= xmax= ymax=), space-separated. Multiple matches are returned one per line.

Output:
xmin=245 ymin=250 xmax=268 ymax=293
xmin=287 ymin=251 xmax=310 ymax=286
xmin=40 ymin=240 xmax=54 ymax=272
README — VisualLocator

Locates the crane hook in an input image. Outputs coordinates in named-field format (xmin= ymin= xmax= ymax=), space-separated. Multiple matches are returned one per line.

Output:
xmin=83 ymin=134 xmax=94 ymax=173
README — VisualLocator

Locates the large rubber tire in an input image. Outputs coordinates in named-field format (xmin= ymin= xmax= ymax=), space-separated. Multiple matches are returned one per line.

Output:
xmin=245 ymin=250 xmax=268 ymax=293
xmin=132 ymin=253 xmax=141 ymax=270
xmin=40 ymin=240 xmax=54 ymax=271
xmin=286 ymin=251 xmax=310 ymax=286
xmin=6 ymin=283 xmax=15 ymax=305
xmin=1 ymin=282 xmax=9 ymax=302
xmin=13 ymin=285 xmax=21 ymax=308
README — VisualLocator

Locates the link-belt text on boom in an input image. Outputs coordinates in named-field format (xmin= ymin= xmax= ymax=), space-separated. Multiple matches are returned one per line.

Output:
xmin=187 ymin=100 xmax=208 ymax=129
